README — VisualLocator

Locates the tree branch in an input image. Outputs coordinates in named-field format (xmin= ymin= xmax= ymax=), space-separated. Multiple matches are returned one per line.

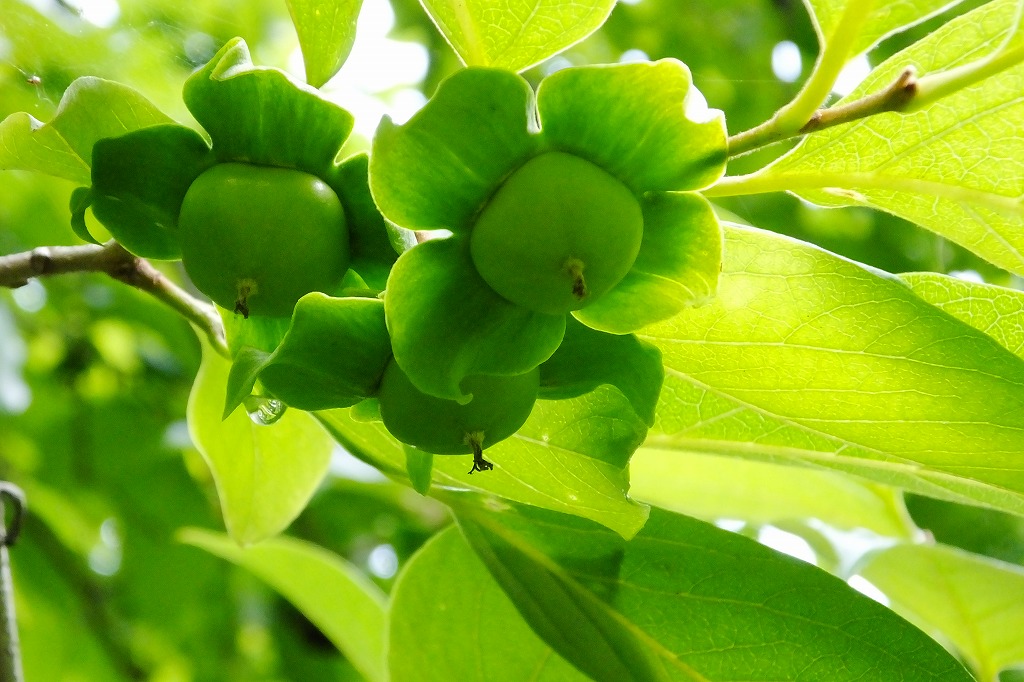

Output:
xmin=0 ymin=241 xmax=228 ymax=357
xmin=727 ymin=67 xmax=918 ymax=157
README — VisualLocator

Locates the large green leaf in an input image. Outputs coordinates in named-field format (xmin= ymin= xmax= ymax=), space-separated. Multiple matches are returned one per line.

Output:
xmin=453 ymin=498 xmax=972 ymax=681
xmin=641 ymin=225 xmax=1024 ymax=517
xmin=389 ymin=526 xmax=588 ymax=681
xmin=753 ymin=0 xmax=1024 ymax=276
xmin=188 ymin=340 xmax=334 ymax=545
xmin=419 ymin=0 xmax=616 ymax=72
xmin=902 ymin=272 xmax=1024 ymax=359
xmin=181 ymin=528 xmax=387 ymax=682
xmin=318 ymin=384 xmax=650 ymax=539
xmin=286 ymin=0 xmax=364 ymax=88
xmin=804 ymin=0 xmax=968 ymax=56
xmin=0 ymin=77 xmax=172 ymax=184
xmin=858 ymin=543 xmax=1024 ymax=681
xmin=630 ymin=448 xmax=916 ymax=538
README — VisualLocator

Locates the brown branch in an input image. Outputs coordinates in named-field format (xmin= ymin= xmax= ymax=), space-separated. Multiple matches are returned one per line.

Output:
xmin=0 ymin=241 xmax=228 ymax=356
xmin=727 ymin=67 xmax=918 ymax=158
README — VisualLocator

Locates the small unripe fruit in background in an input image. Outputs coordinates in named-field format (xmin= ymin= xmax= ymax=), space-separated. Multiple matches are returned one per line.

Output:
xmin=470 ymin=151 xmax=643 ymax=315
xmin=178 ymin=163 xmax=350 ymax=318
xmin=378 ymin=358 xmax=539 ymax=471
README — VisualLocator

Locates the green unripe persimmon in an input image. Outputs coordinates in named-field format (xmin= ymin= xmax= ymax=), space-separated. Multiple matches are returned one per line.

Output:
xmin=178 ymin=163 xmax=350 ymax=318
xmin=470 ymin=152 xmax=644 ymax=316
xmin=378 ymin=359 xmax=539 ymax=471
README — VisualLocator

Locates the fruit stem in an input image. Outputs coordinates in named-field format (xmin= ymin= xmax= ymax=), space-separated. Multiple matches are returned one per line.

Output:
xmin=565 ymin=258 xmax=587 ymax=301
xmin=465 ymin=431 xmax=493 ymax=474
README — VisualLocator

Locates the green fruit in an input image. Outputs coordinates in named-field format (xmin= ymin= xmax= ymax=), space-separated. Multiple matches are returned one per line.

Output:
xmin=470 ymin=151 xmax=643 ymax=316
xmin=178 ymin=162 xmax=349 ymax=318
xmin=378 ymin=358 xmax=539 ymax=471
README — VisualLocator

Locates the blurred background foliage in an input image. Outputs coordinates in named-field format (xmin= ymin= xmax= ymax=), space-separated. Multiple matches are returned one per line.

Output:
xmin=0 ymin=0 xmax=1020 ymax=679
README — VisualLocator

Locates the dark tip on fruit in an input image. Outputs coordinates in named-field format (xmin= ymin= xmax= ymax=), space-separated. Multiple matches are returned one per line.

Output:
xmin=465 ymin=431 xmax=493 ymax=474
xmin=565 ymin=258 xmax=588 ymax=301
xmin=234 ymin=280 xmax=256 ymax=318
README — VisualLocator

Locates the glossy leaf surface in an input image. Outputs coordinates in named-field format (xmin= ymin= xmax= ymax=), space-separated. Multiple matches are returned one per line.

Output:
xmin=763 ymin=0 xmax=1024 ymax=276
xmin=804 ymin=0 xmax=967 ymax=55
xmin=389 ymin=526 xmax=588 ymax=681
xmin=286 ymin=0 xmax=364 ymax=87
xmin=0 ymin=76 xmax=172 ymax=183
xmin=182 ymin=528 xmax=387 ymax=682
xmin=419 ymin=0 xmax=616 ymax=72
xmin=188 ymin=340 xmax=333 ymax=545
xmin=631 ymin=448 xmax=916 ymax=538
xmin=642 ymin=225 xmax=1024 ymax=516
xmin=859 ymin=543 xmax=1024 ymax=681
xmin=454 ymin=499 xmax=972 ymax=681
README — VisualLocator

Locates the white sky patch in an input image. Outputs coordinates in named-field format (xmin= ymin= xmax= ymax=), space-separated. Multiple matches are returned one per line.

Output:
xmin=619 ymin=48 xmax=649 ymax=64
xmin=847 ymin=575 xmax=890 ymax=605
xmin=771 ymin=40 xmax=802 ymax=83
xmin=330 ymin=445 xmax=387 ymax=483
xmin=619 ymin=0 xmax=644 ymax=5
xmin=294 ymin=0 xmax=430 ymax=139
xmin=66 ymin=0 xmax=121 ymax=28
xmin=832 ymin=54 xmax=871 ymax=97
xmin=11 ymin=280 xmax=46 ymax=313
xmin=367 ymin=544 xmax=399 ymax=579
xmin=950 ymin=269 xmax=985 ymax=283
xmin=758 ymin=526 xmax=818 ymax=565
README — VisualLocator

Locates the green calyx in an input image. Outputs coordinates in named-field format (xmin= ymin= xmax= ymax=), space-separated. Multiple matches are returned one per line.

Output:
xmin=470 ymin=151 xmax=644 ymax=315
xmin=371 ymin=61 xmax=727 ymax=402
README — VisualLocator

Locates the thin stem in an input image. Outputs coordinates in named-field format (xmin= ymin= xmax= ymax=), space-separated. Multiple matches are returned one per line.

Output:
xmin=727 ymin=67 xmax=918 ymax=156
xmin=727 ymin=0 xmax=875 ymax=156
xmin=910 ymin=42 xmax=1024 ymax=111
xmin=0 ymin=241 xmax=229 ymax=357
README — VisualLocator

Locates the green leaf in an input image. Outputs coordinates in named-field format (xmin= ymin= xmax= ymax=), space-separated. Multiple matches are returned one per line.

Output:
xmin=370 ymin=68 xmax=538 ymax=233
xmin=224 ymin=294 xmax=391 ymax=415
xmin=404 ymin=446 xmax=433 ymax=495
xmin=318 ymin=386 xmax=650 ymax=538
xmin=805 ymin=0 xmax=968 ymax=56
xmin=758 ymin=0 xmax=1024 ymax=276
xmin=222 ymin=309 xmax=292 ymax=356
xmin=902 ymin=272 xmax=1024 ymax=359
xmin=539 ymin=317 xmax=663 ymax=427
xmin=0 ymin=76 xmax=172 ymax=184
xmin=572 ymin=192 xmax=722 ymax=334
xmin=286 ymin=0 xmax=364 ymax=88
xmin=183 ymin=37 xmax=354 ymax=176
xmin=187 ymin=338 xmax=334 ymax=545
xmin=537 ymin=61 xmax=726 ymax=193
xmin=384 ymin=237 xmax=564 ymax=402
xmin=389 ymin=526 xmax=588 ymax=681
xmin=68 ymin=187 xmax=99 ymax=245
xmin=419 ymin=0 xmax=616 ymax=72
xmin=181 ymin=528 xmax=387 ymax=682
xmin=630 ymin=448 xmax=916 ymax=538
xmin=858 ymin=543 xmax=1024 ymax=681
xmin=641 ymin=225 xmax=1024 ymax=517
xmin=453 ymin=499 xmax=972 ymax=682
xmin=89 ymin=124 xmax=214 ymax=260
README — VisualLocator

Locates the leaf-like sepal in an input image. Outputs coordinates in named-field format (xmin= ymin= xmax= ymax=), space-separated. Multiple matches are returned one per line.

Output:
xmin=384 ymin=237 xmax=565 ymax=402
xmin=183 ymin=37 xmax=354 ymax=175
xmin=225 ymin=294 xmax=391 ymax=414
xmin=89 ymin=124 xmax=214 ymax=259
xmin=537 ymin=60 xmax=727 ymax=193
